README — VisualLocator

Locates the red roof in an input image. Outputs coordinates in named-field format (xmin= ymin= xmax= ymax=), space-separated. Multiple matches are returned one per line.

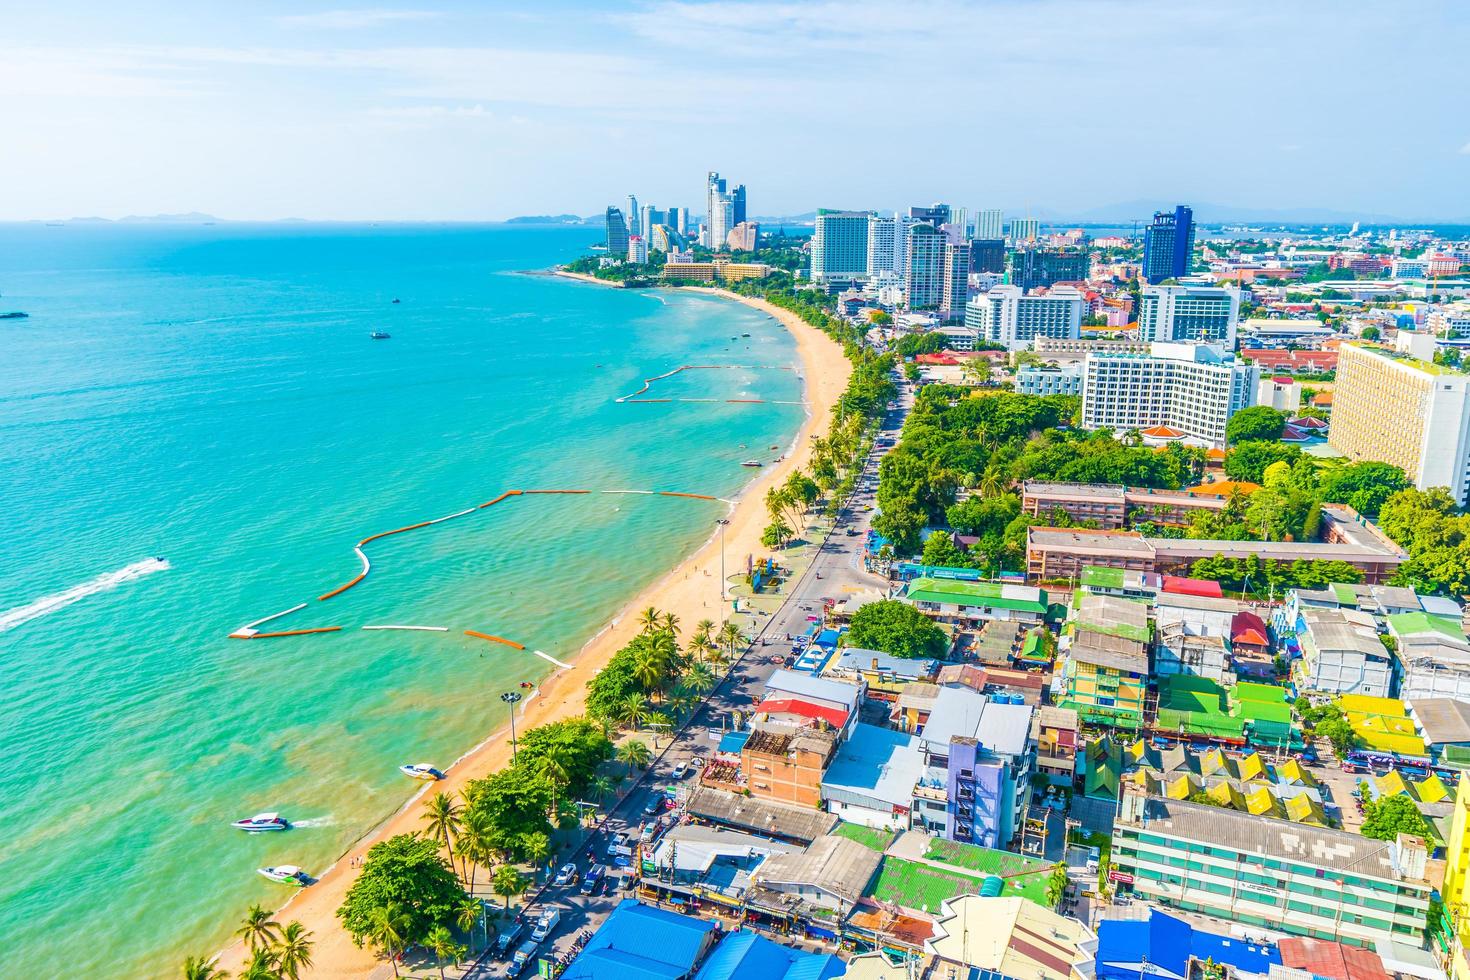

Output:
xmin=1161 ymin=576 xmax=1224 ymax=598
xmin=915 ymin=353 xmax=959 ymax=365
xmin=1291 ymin=415 xmax=1330 ymax=430
xmin=756 ymin=697 xmax=849 ymax=729
xmin=1278 ymin=938 xmax=1389 ymax=980
xmin=1140 ymin=425 xmax=1185 ymax=439
xmin=1231 ymin=610 xmax=1269 ymax=647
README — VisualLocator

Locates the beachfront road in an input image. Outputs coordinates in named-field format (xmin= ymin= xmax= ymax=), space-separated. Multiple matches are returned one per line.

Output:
xmin=462 ymin=380 xmax=913 ymax=978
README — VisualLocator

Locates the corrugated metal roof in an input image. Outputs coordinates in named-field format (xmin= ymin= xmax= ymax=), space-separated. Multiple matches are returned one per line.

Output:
xmin=563 ymin=900 xmax=715 ymax=980
xmin=764 ymin=669 xmax=862 ymax=710
xmin=692 ymin=932 xmax=846 ymax=980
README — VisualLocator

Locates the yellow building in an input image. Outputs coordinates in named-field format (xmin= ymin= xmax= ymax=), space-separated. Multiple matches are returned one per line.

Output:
xmin=1444 ymin=774 xmax=1470 ymax=980
xmin=1328 ymin=342 xmax=1470 ymax=505
xmin=661 ymin=259 xmax=773 ymax=284
xmin=1340 ymin=693 xmax=1429 ymax=756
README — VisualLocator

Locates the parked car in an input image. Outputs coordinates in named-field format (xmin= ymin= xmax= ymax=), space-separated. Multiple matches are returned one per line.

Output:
xmin=606 ymin=831 xmax=635 ymax=859
xmin=580 ymin=863 xmax=606 ymax=895
xmin=671 ymin=761 xmax=690 ymax=780
xmin=642 ymin=797 xmax=662 ymax=818
xmin=552 ymin=863 xmax=578 ymax=887
xmin=530 ymin=908 xmax=561 ymax=943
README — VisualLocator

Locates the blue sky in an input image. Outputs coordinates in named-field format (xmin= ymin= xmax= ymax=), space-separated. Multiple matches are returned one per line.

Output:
xmin=4 ymin=1 xmax=1468 ymax=221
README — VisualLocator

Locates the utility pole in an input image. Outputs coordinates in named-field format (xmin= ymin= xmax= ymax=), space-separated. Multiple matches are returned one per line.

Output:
xmin=717 ymin=518 xmax=730 ymax=605
xmin=501 ymin=690 xmax=523 ymax=762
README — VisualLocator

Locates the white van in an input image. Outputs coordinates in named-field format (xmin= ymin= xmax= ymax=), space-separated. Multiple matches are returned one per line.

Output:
xmin=530 ymin=908 xmax=560 ymax=943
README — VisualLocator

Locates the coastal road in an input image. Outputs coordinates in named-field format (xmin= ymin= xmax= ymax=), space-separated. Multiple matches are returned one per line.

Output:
xmin=462 ymin=380 xmax=913 ymax=978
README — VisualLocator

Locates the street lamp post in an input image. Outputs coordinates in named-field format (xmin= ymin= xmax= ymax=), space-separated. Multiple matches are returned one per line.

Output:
xmin=501 ymin=691 xmax=523 ymax=762
xmin=717 ymin=518 xmax=730 ymax=605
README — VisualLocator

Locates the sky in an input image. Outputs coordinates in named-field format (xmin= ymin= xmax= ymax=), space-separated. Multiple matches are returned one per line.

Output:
xmin=3 ymin=0 xmax=1468 ymax=222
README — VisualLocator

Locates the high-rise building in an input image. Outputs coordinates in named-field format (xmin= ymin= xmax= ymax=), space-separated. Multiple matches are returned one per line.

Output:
xmin=1329 ymin=341 xmax=1470 ymax=504
xmin=1138 ymin=284 xmax=1240 ymax=345
xmin=1009 ymin=247 xmax=1090 ymax=290
xmin=970 ymin=239 xmax=1006 ymax=274
xmin=974 ymin=209 xmax=1004 ymax=241
xmin=941 ymin=241 xmax=971 ymax=321
xmin=627 ymin=195 xmax=641 ymax=239
xmin=865 ymin=212 xmax=911 ymax=277
xmin=604 ymin=206 xmax=629 ymax=255
xmin=731 ymin=184 xmax=747 ymax=226
xmin=628 ymin=234 xmax=647 ymax=264
xmin=904 ymin=224 xmax=947 ymax=310
xmin=726 ymin=221 xmax=759 ymax=252
xmin=668 ymin=206 xmax=687 ymax=236
xmin=965 ymin=285 xmax=1085 ymax=350
xmin=909 ymin=203 xmax=951 ymax=226
xmin=705 ymin=172 xmax=744 ymax=252
xmin=649 ymin=225 xmax=678 ymax=253
xmin=1010 ymin=217 xmax=1040 ymax=243
xmin=951 ymin=207 xmax=968 ymax=237
xmin=810 ymin=210 xmax=871 ymax=282
xmin=1080 ymin=343 xmax=1259 ymax=448
xmin=1142 ymin=205 xmax=1195 ymax=284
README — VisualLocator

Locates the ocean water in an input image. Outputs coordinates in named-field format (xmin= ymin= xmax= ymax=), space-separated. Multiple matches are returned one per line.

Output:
xmin=0 ymin=224 xmax=803 ymax=977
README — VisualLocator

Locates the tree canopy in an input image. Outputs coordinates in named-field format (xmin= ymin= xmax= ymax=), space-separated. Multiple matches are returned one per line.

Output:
xmin=337 ymin=834 xmax=465 ymax=950
xmin=1226 ymin=406 xmax=1288 ymax=445
xmin=1360 ymin=794 xmax=1431 ymax=842
xmin=845 ymin=600 xmax=949 ymax=659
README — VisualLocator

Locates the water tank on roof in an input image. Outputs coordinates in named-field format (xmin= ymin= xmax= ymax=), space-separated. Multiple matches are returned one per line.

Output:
xmin=981 ymin=875 xmax=1004 ymax=897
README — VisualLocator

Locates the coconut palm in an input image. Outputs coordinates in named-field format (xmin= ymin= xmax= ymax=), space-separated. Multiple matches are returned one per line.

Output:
xmin=683 ymin=660 xmax=717 ymax=696
xmin=537 ymin=755 xmax=569 ymax=816
xmin=455 ymin=896 xmax=485 ymax=953
xmin=492 ymin=864 xmax=529 ymax=909
xmin=589 ymin=774 xmax=616 ymax=805
xmin=636 ymin=606 xmax=663 ymax=633
xmin=694 ymin=618 xmax=716 ymax=642
xmin=666 ymin=685 xmax=697 ymax=720
xmin=643 ymin=710 xmax=673 ymax=736
xmin=687 ymin=632 xmax=715 ymax=663
xmin=235 ymin=904 xmax=280 ymax=953
xmin=237 ymin=949 xmax=278 ymax=980
xmin=659 ymin=611 xmax=680 ymax=635
xmin=422 ymin=791 xmax=464 ymax=877
xmin=271 ymin=921 xmax=313 ymax=980
xmin=718 ymin=621 xmax=743 ymax=656
xmin=632 ymin=645 xmax=665 ymax=694
xmin=617 ymin=739 xmax=652 ymax=777
xmin=1045 ymin=863 xmax=1069 ymax=908
xmin=425 ymin=924 xmax=466 ymax=980
xmin=615 ymin=693 xmax=649 ymax=730
xmin=366 ymin=903 xmax=411 ymax=978
xmin=181 ymin=955 xmax=228 ymax=980
xmin=521 ymin=830 xmax=553 ymax=878
xmin=456 ymin=808 xmax=494 ymax=898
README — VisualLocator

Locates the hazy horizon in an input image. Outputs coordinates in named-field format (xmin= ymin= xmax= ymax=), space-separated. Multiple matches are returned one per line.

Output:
xmin=5 ymin=1 xmax=1469 ymax=223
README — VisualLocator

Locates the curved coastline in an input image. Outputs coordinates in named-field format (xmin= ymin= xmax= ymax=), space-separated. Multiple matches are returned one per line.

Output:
xmin=211 ymin=274 xmax=852 ymax=977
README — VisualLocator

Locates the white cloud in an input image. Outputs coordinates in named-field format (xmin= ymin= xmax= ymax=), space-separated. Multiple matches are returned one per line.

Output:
xmin=1461 ymin=142 xmax=1470 ymax=155
xmin=276 ymin=9 xmax=440 ymax=30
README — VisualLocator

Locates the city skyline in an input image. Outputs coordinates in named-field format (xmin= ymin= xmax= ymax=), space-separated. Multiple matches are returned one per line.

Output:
xmin=5 ymin=1 xmax=1470 ymax=222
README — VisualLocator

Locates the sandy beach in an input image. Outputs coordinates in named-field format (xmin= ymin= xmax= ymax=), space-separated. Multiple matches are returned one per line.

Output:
xmin=213 ymin=276 xmax=851 ymax=977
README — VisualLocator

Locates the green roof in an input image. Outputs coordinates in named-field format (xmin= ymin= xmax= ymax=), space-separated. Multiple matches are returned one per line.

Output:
xmin=904 ymin=577 xmax=1048 ymax=614
xmin=1019 ymin=629 xmax=1049 ymax=662
xmin=1388 ymin=612 xmax=1466 ymax=641
xmin=831 ymin=822 xmax=894 ymax=852
xmin=1157 ymin=676 xmax=1245 ymax=738
xmin=1081 ymin=566 xmax=1125 ymax=589
xmin=1331 ymin=582 xmax=1359 ymax=605
xmin=870 ymin=853 xmax=1050 ymax=912
xmin=1075 ymin=620 xmax=1150 ymax=643
xmin=1232 ymin=682 xmax=1289 ymax=706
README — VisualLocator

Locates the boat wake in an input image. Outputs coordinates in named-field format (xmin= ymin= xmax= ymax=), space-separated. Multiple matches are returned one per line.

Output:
xmin=291 ymin=816 xmax=334 ymax=829
xmin=0 ymin=558 xmax=170 ymax=634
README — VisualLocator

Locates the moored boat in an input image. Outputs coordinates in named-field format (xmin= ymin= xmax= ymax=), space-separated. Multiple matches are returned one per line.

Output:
xmin=740 ymin=459 xmax=762 ymax=467
xmin=232 ymin=812 xmax=290 ymax=832
xmin=400 ymin=763 xmax=444 ymax=780
xmin=370 ymin=331 xmax=391 ymax=340
xmin=258 ymin=865 xmax=309 ymax=885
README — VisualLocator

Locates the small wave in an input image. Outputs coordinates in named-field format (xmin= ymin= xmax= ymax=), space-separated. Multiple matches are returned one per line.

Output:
xmin=0 ymin=558 xmax=170 ymax=634
xmin=291 ymin=816 xmax=334 ymax=829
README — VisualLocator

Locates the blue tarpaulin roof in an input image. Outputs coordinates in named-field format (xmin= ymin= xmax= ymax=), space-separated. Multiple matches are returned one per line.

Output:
xmin=694 ymin=932 xmax=846 ymax=980
xmin=1097 ymin=910 xmax=1280 ymax=980
xmin=718 ymin=730 xmax=752 ymax=755
xmin=563 ymin=900 xmax=716 ymax=980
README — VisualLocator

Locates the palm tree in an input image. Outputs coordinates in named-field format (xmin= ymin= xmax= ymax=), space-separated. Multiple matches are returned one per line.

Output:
xmin=687 ymin=632 xmax=715 ymax=663
xmin=718 ymin=621 xmax=743 ymax=657
xmin=367 ymin=903 xmax=411 ymax=979
xmin=271 ymin=922 xmax=313 ymax=980
xmin=694 ymin=618 xmax=716 ymax=642
xmin=492 ymin=864 xmax=529 ymax=909
xmin=422 ymin=791 xmax=464 ymax=878
xmin=659 ymin=611 xmax=680 ymax=635
xmin=683 ymin=661 xmax=717 ymax=697
xmin=238 ymin=949 xmax=278 ymax=980
xmin=235 ymin=904 xmax=280 ymax=953
xmin=636 ymin=606 xmax=663 ymax=633
xmin=181 ymin=955 xmax=228 ymax=980
xmin=537 ymin=755 xmax=569 ymax=816
xmin=617 ymin=739 xmax=651 ymax=777
xmin=425 ymin=924 xmax=465 ymax=980
xmin=455 ymin=896 xmax=485 ymax=953
xmin=456 ymin=808 xmax=494 ymax=898
xmin=643 ymin=710 xmax=673 ymax=736
xmin=589 ymin=774 xmax=616 ymax=805
xmin=632 ymin=645 xmax=665 ymax=695
xmin=521 ymin=831 xmax=553 ymax=879
xmin=615 ymin=693 xmax=649 ymax=730
xmin=1045 ymin=863 xmax=1069 ymax=908
xmin=666 ymin=685 xmax=697 ymax=720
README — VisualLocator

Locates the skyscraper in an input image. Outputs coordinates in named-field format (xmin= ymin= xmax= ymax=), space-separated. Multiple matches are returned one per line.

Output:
xmin=1010 ymin=217 xmax=1040 ymax=243
xmin=627 ymin=195 xmax=641 ymax=239
xmin=810 ymin=210 xmax=871 ymax=282
xmin=970 ymin=239 xmax=1006 ymax=274
xmin=905 ymin=224 xmax=947 ymax=310
xmin=865 ymin=212 xmax=911 ymax=277
xmin=974 ymin=209 xmax=1005 ymax=241
xmin=705 ymin=172 xmax=744 ymax=251
xmin=727 ymin=221 xmax=759 ymax=252
xmin=731 ymin=184 xmax=747 ymax=226
xmin=910 ymin=203 xmax=951 ymax=226
xmin=966 ymin=285 xmax=1085 ymax=350
xmin=942 ymin=241 xmax=971 ymax=321
xmin=1009 ymin=247 xmax=1090 ymax=291
xmin=668 ymin=206 xmax=687 ymax=235
xmin=605 ymin=206 xmax=629 ymax=255
xmin=1142 ymin=205 xmax=1195 ymax=284
xmin=628 ymin=234 xmax=647 ymax=264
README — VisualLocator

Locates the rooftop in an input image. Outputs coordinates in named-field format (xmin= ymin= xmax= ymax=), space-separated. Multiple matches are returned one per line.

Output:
xmin=692 ymin=932 xmax=846 ymax=980
xmin=1410 ymin=698 xmax=1470 ymax=746
xmin=822 ymin=723 xmax=925 ymax=811
xmin=832 ymin=647 xmax=938 ymax=678
xmin=904 ymin=576 xmax=1048 ymax=614
xmin=764 ymin=669 xmax=863 ymax=711
xmin=686 ymin=786 xmax=838 ymax=844
xmin=927 ymin=895 xmax=1095 ymax=980
xmin=563 ymin=899 xmax=716 ymax=980
xmin=756 ymin=833 xmax=884 ymax=905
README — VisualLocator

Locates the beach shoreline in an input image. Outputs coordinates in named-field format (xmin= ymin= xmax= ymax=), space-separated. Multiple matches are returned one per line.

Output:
xmin=212 ymin=274 xmax=851 ymax=977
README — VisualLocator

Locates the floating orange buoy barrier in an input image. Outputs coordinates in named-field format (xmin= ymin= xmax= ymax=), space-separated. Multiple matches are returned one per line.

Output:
xmin=230 ymin=626 xmax=343 ymax=640
xmin=479 ymin=490 xmax=522 ymax=509
xmin=659 ymin=491 xmax=719 ymax=501
xmin=464 ymin=630 xmax=525 ymax=650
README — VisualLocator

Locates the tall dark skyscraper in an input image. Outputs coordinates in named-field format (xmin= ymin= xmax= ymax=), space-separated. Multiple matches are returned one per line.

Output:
xmin=909 ymin=203 xmax=951 ymax=226
xmin=970 ymin=238 xmax=1006 ymax=274
xmin=605 ymin=206 xmax=629 ymax=254
xmin=1009 ymin=247 xmax=1090 ymax=290
xmin=1142 ymin=205 xmax=1195 ymax=284
xmin=731 ymin=184 xmax=747 ymax=226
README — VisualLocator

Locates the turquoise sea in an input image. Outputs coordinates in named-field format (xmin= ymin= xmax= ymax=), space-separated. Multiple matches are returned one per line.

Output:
xmin=0 ymin=224 xmax=803 ymax=978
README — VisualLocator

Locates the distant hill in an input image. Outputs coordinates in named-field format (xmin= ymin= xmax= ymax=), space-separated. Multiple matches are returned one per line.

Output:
xmin=504 ymin=214 xmax=592 ymax=225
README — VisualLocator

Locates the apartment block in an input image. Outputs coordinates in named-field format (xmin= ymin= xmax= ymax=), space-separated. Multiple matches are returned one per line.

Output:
xmin=1080 ymin=343 xmax=1258 ymax=448
xmin=1138 ymin=284 xmax=1240 ymax=346
xmin=965 ymin=284 xmax=1085 ymax=351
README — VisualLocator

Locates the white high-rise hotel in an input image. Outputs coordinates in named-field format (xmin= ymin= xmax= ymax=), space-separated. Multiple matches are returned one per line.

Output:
xmin=866 ymin=212 xmax=912 ymax=277
xmin=1138 ymin=284 xmax=1241 ymax=345
xmin=810 ymin=210 xmax=871 ymax=282
xmin=965 ymin=285 xmax=1085 ymax=350
xmin=1081 ymin=343 xmax=1259 ymax=447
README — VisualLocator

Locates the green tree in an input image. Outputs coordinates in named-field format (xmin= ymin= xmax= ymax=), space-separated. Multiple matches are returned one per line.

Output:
xmin=920 ymin=530 xmax=968 ymax=568
xmin=1361 ymin=794 xmax=1431 ymax=841
xmin=1226 ymin=406 xmax=1288 ymax=445
xmin=337 ymin=834 xmax=466 ymax=954
xmin=1045 ymin=863 xmax=1069 ymax=908
xmin=238 ymin=949 xmax=279 ymax=980
xmin=181 ymin=956 xmax=229 ymax=980
xmin=1225 ymin=442 xmax=1303 ymax=483
xmin=364 ymin=903 xmax=410 ymax=979
xmin=492 ymin=864 xmax=530 ymax=909
xmin=845 ymin=600 xmax=949 ymax=659
xmin=421 ymin=792 xmax=464 ymax=878
xmin=425 ymin=924 xmax=466 ymax=979
xmin=235 ymin=904 xmax=281 ymax=953
xmin=617 ymin=739 xmax=652 ymax=777
xmin=271 ymin=922 xmax=313 ymax=980
xmin=1315 ymin=717 xmax=1359 ymax=754
xmin=761 ymin=517 xmax=793 ymax=549
xmin=455 ymin=897 xmax=485 ymax=953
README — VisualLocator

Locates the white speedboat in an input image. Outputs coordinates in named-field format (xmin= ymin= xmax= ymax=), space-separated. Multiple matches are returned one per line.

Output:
xmin=258 ymin=865 xmax=309 ymax=885
xmin=740 ymin=459 xmax=762 ymax=468
xmin=400 ymin=763 xmax=444 ymax=781
xmin=232 ymin=812 xmax=290 ymax=832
